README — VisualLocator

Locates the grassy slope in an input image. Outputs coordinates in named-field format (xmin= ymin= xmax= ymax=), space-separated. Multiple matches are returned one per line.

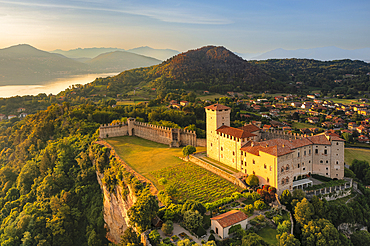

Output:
xmin=344 ymin=148 xmax=370 ymax=165
xmin=106 ymin=136 xmax=240 ymax=203
xmin=256 ymin=227 xmax=278 ymax=245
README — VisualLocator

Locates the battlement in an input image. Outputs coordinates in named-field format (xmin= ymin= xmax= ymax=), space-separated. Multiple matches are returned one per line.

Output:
xmin=99 ymin=120 xmax=197 ymax=147
xmin=261 ymin=129 xmax=305 ymax=141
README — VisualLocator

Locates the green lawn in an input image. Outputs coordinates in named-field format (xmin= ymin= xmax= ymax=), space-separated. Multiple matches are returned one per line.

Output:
xmin=330 ymin=98 xmax=361 ymax=105
xmin=345 ymin=148 xmax=370 ymax=165
xmin=256 ymin=227 xmax=278 ymax=245
xmin=291 ymin=122 xmax=318 ymax=129
xmin=151 ymin=162 xmax=241 ymax=203
xmin=106 ymin=136 xmax=206 ymax=176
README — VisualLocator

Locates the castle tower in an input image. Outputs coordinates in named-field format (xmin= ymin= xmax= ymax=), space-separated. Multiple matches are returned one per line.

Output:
xmin=204 ymin=104 xmax=231 ymax=159
xmin=127 ymin=118 xmax=136 ymax=136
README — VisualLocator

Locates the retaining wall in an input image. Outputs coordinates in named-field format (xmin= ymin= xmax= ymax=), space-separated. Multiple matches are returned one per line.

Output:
xmin=189 ymin=155 xmax=247 ymax=189
xmin=196 ymin=138 xmax=206 ymax=147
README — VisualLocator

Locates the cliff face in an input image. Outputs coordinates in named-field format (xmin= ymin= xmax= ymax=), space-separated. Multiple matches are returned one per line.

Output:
xmin=96 ymin=172 xmax=137 ymax=244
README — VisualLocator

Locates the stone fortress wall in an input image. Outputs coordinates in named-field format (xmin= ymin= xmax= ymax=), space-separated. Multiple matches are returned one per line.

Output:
xmin=99 ymin=118 xmax=199 ymax=147
xmin=261 ymin=129 xmax=305 ymax=141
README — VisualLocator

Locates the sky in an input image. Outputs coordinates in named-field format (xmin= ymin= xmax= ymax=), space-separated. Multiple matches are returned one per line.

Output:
xmin=0 ymin=0 xmax=369 ymax=54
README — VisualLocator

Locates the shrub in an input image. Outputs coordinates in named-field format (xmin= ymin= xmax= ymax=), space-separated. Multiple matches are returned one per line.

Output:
xmin=246 ymin=174 xmax=259 ymax=187
xmin=162 ymin=238 xmax=171 ymax=244
xmin=256 ymin=214 xmax=265 ymax=222
xmin=196 ymin=226 xmax=206 ymax=237
xmin=273 ymin=215 xmax=283 ymax=225
xmin=208 ymin=234 xmax=216 ymax=242
xmin=161 ymin=220 xmax=174 ymax=235
xmin=254 ymin=200 xmax=267 ymax=210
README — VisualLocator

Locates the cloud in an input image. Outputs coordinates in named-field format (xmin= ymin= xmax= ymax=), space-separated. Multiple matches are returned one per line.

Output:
xmin=0 ymin=0 xmax=232 ymax=25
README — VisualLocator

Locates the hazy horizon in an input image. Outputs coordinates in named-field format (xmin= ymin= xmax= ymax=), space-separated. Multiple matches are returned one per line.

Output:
xmin=0 ymin=0 xmax=369 ymax=54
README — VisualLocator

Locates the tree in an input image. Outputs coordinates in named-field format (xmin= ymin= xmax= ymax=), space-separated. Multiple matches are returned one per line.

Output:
xmin=292 ymin=189 xmax=305 ymax=201
xmin=241 ymin=233 xmax=269 ymax=246
xmin=161 ymin=220 xmax=174 ymax=236
xmin=196 ymin=225 xmax=206 ymax=237
xmin=351 ymin=230 xmax=370 ymax=246
xmin=311 ymin=196 xmax=328 ymax=219
xmin=278 ymin=232 xmax=300 ymax=246
xmin=301 ymin=219 xmax=341 ymax=246
xmin=182 ymin=145 xmax=196 ymax=157
xmin=183 ymin=210 xmax=203 ymax=231
xmin=128 ymin=189 xmax=159 ymax=232
xmin=149 ymin=230 xmax=161 ymax=246
xmin=254 ymin=200 xmax=267 ymax=210
xmin=294 ymin=198 xmax=314 ymax=226
xmin=121 ymin=227 xmax=143 ymax=246
xmin=342 ymin=132 xmax=353 ymax=143
xmin=280 ymin=190 xmax=292 ymax=206
xmin=246 ymin=174 xmax=259 ymax=187
xmin=277 ymin=220 xmax=291 ymax=235
xmin=244 ymin=204 xmax=254 ymax=214
xmin=177 ymin=239 xmax=193 ymax=246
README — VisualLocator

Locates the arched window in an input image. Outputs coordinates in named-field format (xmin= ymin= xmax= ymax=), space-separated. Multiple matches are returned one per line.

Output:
xmin=264 ymin=164 xmax=267 ymax=169
xmin=282 ymin=179 xmax=285 ymax=185
xmin=286 ymin=177 xmax=289 ymax=183
xmin=286 ymin=165 xmax=289 ymax=171
xmin=281 ymin=167 xmax=284 ymax=172
xmin=270 ymin=166 xmax=272 ymax=171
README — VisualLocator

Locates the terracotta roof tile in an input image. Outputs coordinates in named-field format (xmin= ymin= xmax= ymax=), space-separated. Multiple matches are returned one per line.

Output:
xmin=307 ymin=135 xmax=331 ymax=145
xmin=217 ymin=125 xmax=256 ymax=138
xmin=211 ymin=210 xmax=248 ymax=228
xmin=204 ymin=104 xmax=231 ymax=110
xmin=238 ymin=124 xmax=260 ymax=132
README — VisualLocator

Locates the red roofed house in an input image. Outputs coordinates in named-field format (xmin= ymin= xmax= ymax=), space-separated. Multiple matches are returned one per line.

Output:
xmin=211 ymin=210 xmax=249 ymax=239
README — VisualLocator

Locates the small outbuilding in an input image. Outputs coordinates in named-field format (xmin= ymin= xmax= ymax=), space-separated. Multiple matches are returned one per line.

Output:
xmin=210 ymin=210 xmax=248 ymax=239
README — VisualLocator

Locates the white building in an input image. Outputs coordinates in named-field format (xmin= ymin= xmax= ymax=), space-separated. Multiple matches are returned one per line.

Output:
xmin=211 ymin=210 xmax=249 ymax=239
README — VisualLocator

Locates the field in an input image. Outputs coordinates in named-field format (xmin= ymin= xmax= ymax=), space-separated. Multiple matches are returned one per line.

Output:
xmin=344 ymin=148 xmax=370 ymax=165
xmin=330 ymin=98 xmax=361 ymax=105
xmin=151 ymin=162 xmax=241 ymax=203
xmin=106 ymin=136 xmax=239 ymax=203
xmin=291 ymin=122 xmax=321 ymax=130
xmin=197 ymin=93 xmax=226 ymax=100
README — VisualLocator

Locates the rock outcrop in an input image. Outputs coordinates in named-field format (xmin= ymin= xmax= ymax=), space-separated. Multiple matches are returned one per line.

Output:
xmin=96 ymin=172 xmax=137 ymax=244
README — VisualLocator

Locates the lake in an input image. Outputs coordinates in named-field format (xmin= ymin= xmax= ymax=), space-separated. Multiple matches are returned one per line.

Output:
xmin=0 ymin=73 xmax=118 ymax=98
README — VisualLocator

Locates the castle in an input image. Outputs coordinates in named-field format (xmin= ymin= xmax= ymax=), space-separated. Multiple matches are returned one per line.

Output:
xmin=205 ymin=104 xmax=345 ymax=194
xmin=99 ymin=118 xmax=201 ymax=147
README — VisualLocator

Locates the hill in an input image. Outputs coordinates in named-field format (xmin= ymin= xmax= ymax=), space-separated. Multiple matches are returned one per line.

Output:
xmin=249 ymin=46 xmax=370 ymax=62
xmin=0 ymin=44 xmax=88 ymax=85
xmin=127 ymin=46 xmax=179 ymax=61
xmin=52 ymin=47 xmax=125 ymax=58
xmin=86 ymin=51 xmax=161 ymax=72
xmin=85 ymin=46 xmax=275 ymax=95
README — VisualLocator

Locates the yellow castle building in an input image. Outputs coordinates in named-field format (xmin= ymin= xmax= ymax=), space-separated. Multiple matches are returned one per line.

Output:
xmin=205 ymin=104 xmax=345 ymax=194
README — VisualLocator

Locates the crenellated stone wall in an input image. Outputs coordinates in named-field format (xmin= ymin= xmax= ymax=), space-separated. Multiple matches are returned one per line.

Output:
xmin=99 ymin=118 xmax=198 ymax=147
xmin=261 ymin=129 xmax=305 ymax=141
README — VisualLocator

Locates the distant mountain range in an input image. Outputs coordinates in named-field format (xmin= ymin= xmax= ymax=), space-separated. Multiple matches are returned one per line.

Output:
xmin=0 ymin=44 xmax=161 ymax=85
xmin=52 ymin=46 xmax=179 ymax=61
xmin=238 ymin=46 xmax=370 ymax=62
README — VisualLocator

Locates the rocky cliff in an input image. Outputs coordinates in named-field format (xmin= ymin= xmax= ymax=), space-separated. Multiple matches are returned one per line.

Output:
xmin=96 ymin=172 xmax=137 ymax=244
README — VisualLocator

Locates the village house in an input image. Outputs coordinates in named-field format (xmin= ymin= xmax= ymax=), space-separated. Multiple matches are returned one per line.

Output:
xmin=210 ymin=210 xmax=249 ymax=239
xmin=17 ymin=108 xmax=26 ymax=112
xmin=8 ymin=115 xmax=17 ymax=120
xmin=358 ymin=135 xmax=370 ymax=143
xmin=307 ymin=117 xmax=319 ymax=124
xmin=0 ymin=114 xmax=6 ymax=120
xmin=180 ymin=101 xmax=189 ymax=107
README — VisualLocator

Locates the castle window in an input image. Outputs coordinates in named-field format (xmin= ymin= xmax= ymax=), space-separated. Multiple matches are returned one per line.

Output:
xmin=326 ymin=160 xmax=328 ymax=163
xmin=233 ymin=151 xmax=235 ymax=156
xmin=281 ymin=167 xmax=284 ymax=172
xmin=211 ymin=143 xmax=212 ymax=147
xmin=298 ymin=152 xmax=300 ymax=157
xmin=286 ymin=177 xmax=289 ymax=183
xmin=309 ymin=160 xmax=311 ymax=163
xmin=282 ymin=179 xmax=285 ymax=185
xmin=320 ymin=160 xmax=323 ymax=163
xmin=304 ymin=151 xmax=306 ymax=156
xmin=270 ymin=166 xmax=272 ymax=171
xmin=324 ymin=149 xmax=327 ymax=155
xmin=326 ymin=167 xmax=328 ymax=170
xmin=336 ymin=142 xmax=338 ymax=145
xmin=326 ymin=173 xmax=328 ymax=175
xmin=253 ymin=160 xmax=255 ymax=164
xmin=221 ymin=147 xmax=223 ymax=151
xmin=286 ymin=165 xmax=289 ymax=170
xmin=264 ymin=164 xmax=267 ymax=169
xmin=303 ymin=167 xmax=306 ymax=171
xmin=253 ymin=171 xmax=255 ymax=174
xmin=298 ymin=164 xmax=300 ymax=168
xmin=241 ymin=160 xmax=243 ymax=166
xmin=267 ymin=178 xmax=270 ymax=183
xmin=336 ymin=174 xmax=338 ymax=176
xmin=309 ymin=149 xmax=311 ymax=155
xmin=315 ymin=149 xmax=318 ymax=154
xmin=245 ymin=152 xmax=246 ymax=157
xmin=336 ymin=161 xmax=338 ymax=164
